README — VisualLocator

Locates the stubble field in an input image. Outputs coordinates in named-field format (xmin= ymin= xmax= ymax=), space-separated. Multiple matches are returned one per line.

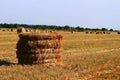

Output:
xmin=0 ymin=29 xmax=120 ymax=80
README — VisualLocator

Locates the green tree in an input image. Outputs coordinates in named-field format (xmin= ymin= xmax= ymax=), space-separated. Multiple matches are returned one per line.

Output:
xmin=101 ymin=28 xmax=108 ymax=31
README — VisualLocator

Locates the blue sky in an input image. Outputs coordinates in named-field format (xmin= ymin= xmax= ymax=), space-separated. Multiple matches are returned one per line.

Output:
xmin=0 ymin=0 xmax=120 ymax=30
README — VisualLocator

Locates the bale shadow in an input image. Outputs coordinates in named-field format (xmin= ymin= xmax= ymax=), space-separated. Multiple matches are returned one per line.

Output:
xmin=0 ymin=60 xmax=16 ymax=66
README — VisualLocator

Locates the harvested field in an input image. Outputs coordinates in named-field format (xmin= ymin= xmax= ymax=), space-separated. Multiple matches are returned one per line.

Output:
xmin=0 ymin=31 xmax=120 ymax=80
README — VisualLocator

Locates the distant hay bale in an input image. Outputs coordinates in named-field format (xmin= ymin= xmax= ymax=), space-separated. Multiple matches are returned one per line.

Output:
xmin=117 ymin=32 xmax=120 ymax=34
xmin=103 ymin=32 xmax=106 ymax=34
xmin=85 ymin=31 xmax=94 ymax=34
xmin=100 ymin=32 xmax=103 ymax=34
xmin=26 ymin=29 xmax=29 ymax=32
xmin=96 ymin=31 xmax=111 ymax=35
xmin=29 ymin=29 xmax=32 ymax=32
xmin=2 ymin=29 xmax=6 ymax=31
xmin=85 ymin=31 xmax=89 ymax=34
xmin=96 ymin=32 xmax=100 ymax=34
xmin=16 ymin=32 xmax=63 ymax=65
xmin=106 ymin=32 xmax=110 ymax=34
xmin=90 ymin=31 xmax=94 ymax=34
xmin=33 ymin=29 xmax=39 ymax=32
xmin=17 ymin=27 xmax=26 ymax=34
xmin=11 ymin=28 xmax=14 ymax=32
xmin=7 ymin=28 xmax=9 ymax=31
xmin=70 ymin=31 xmax=74 ymax=34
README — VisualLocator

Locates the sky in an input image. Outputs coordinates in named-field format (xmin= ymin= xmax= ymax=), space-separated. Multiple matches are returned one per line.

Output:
xmin=0 ymin=0 xmax=120 ymax=30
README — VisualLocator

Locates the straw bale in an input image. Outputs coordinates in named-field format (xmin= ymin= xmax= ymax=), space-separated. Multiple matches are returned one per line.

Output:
xmin=103 ymin=32 xmax=106 ymax=34
xmin=7 ymin=28 xmax=9 ymax=31
xmin=85 ymin=31 xmax=89 ymax=34
xmin=17 ymin=51 xmax=61 ymax=59
xmin=55 ymin=58 xmax=62 ymax=61
xmin=25 ymin=40 xmax=62 ymax=49
xmin=118 ymin=32 xmax=120 ymax=34
xmin=17 ymin=27 xmax=26 ymax=34
xmin=106 ymin=32 xmax=110 ymax=34
xmin=11 ymin=28 xmax=14 ymax=32
xmin=96 ymin=32 xmax=99 ymax=34
xmin=16 ymin=32 xmax=63 ymax=65
xmin=35 ymin=49 xmax=61 ymax=54
xmin=2 ymin=29 xmax=6 ymax=31
xmin=29 ymin=29 xmax=32 ymax=32
xmin=43 ymin=59 xmax=56 ymax=63
xmin=18 ymin=32 xmax=63 ymax=40
xmin=90 ymin=31 xmax=94 ymax=34
xmin=17 ymin=48 xmax=62 ymax=54
xmin=26 ymin=29 xmax=29 ymax=32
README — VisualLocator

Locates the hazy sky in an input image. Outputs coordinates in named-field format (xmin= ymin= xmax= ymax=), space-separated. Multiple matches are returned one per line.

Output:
xmin=0 ymin=0 xmax=120 ymax=30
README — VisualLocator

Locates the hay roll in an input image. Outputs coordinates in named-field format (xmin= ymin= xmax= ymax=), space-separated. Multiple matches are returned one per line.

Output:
xmin=17 ymin=27 xmax=26 ymax=34
xmin=16 ymin=32 xmax=63 ymax=65
xmin=18 ymin=32 xmax=63 ymax=40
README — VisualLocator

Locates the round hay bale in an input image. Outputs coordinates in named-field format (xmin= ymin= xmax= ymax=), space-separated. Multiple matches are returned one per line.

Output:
xmin=16 ymin=32 xmax=63 ymax=65
xmin=11 ymin=28 xmax=14 ymax=32
xmin=7 ymin=28 xmax=9 ymax=31
xmin=118 ymin=32 xmax=120 ymax=34
xmin=85 ymin=31 xmax=89 ymax=34
xmin=2 ymin=29 xmax=6 ymax=31
xmin=17 ymin=27 xmax=26 ymax=34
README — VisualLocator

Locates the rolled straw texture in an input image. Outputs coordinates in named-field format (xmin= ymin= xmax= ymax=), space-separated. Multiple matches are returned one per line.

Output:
xmin=16 ymin=32 xmax=63 ymax=65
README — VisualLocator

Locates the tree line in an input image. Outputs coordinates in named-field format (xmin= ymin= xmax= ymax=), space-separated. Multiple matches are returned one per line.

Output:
xmin=0 ymin=23 xmax=114 ymax=32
